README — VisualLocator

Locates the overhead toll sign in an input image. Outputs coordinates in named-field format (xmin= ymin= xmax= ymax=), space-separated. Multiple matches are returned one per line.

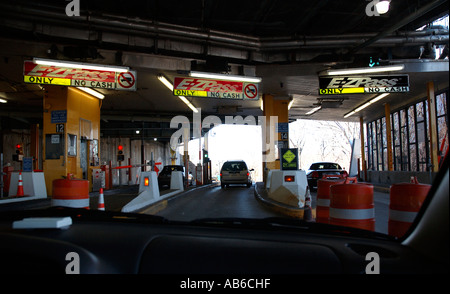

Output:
xmin=23 ymin=60 xmax=137 ymax=91
xmin=173 ymin=77 xmax=259 ymax=100
xmin=318 ymin=75 xmax=409 ymax=95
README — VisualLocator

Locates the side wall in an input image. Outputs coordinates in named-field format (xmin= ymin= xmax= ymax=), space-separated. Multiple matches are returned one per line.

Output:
xmin=100 ymin=138 xmax=173 ymax=186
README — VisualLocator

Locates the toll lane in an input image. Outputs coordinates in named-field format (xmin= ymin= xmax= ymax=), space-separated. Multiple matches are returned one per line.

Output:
xmin=144 ymin=183 xmax=391 ymax=234
xmin=152 ymin=185 xmax=286 ymax=222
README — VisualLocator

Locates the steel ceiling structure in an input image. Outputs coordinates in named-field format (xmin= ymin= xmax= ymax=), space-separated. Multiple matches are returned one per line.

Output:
xmin=0 ymin=0 xmax=448 ymax=141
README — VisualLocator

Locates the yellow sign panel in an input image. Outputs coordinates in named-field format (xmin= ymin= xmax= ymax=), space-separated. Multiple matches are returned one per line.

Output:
xmin=173 ymin=89 xmax=208 ymax=97
xmin=319 ymin=87 xmax=365 ymax=95
xmin=24 ymin=75 xmax=71 ymax=86
xmin=282 ymin=149 xmax=296 ymax=163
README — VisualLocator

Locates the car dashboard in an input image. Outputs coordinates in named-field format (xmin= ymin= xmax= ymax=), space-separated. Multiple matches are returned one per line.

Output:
xmin=0 ymin=209 xmax=446 ymax=276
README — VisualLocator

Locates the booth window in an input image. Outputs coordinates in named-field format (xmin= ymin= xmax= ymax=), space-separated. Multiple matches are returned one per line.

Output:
xmin=45 ymin=134 xmax=64 ymax=159
xmin=68 ymin=134 xmax=77 ymax=157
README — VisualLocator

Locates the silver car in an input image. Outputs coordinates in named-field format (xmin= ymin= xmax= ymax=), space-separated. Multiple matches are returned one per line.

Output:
xmin=220 ymin=160 xmax=253 ymax=189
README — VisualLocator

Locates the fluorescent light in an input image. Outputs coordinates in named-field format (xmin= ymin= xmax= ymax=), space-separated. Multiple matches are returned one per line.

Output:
xmin=288 ymin=99 xmax=294 ymax=110
xmin=369 ymin=92 xmax=390 ymax=103
xmin=189 ymin=71 xmax=262 ymax=83
xmin=354 ymin=102 xmax=372 ymax=113
xmin=158 ymin=74 xmax=198 ymax=113
xmin=178 ymin=96 xmax=199 ymax=113
xmin=158 ymin=75 xmax=174 ymax=91
xmin=0 ymin=98 xmax=7 ymax=103
xmin=343 ymin=111 xmax=355 ymax=119
xmin=33 ymin=58 xmax=130 ymax=72
xmin=326 ymin=65 xmax=404 ymax=76
xmin=305 ymin=106 xmax=321 ymax=115
xmin=344 ymin=93 xmax=390 ymax=118
xmin=376 ymin=1 xmax=390 ymax=14
xmin=76 ymin=87 xmax=105 ymax=99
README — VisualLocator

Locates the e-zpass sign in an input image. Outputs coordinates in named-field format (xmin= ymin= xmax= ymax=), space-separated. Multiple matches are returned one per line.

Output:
xmin=319 ymin=75 xmax=409 ymax=95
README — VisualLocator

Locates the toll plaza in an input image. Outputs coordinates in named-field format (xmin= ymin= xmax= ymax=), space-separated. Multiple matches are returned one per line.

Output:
xmin=0 ymin=1 xmax=448 ymax=236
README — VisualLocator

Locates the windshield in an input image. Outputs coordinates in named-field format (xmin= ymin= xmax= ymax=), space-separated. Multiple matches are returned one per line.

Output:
xmin=160 ymin=166 xmax=184 ymax=174
xmin=221 ymin=161 xmax=248 ymax=172
xmin=0 ymin=1 xmax=448 ymax=245
xmin=309 ymin=163 xmax=342 ymax=170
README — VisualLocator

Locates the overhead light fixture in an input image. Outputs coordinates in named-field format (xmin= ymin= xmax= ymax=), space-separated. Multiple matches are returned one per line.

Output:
xmin=33 ymin=58 xmax=130 ymax=72
xmin=76 ymin=87 xmax=105 ymax=99
xmin=305 ymin=106 xmax=322 ymax=115
xmin=376 ymin=1 xmax=390 ymax=14
xmin=288 ymin=99 xmax=294 ymax=110
xmin=344 ymin=93 xmax=390 ymax=118
xmin=158 ymin=74 xmax=198 ymax=113
xmin=0 ymin=92 xmax=7 ymax=103
xmin=325 ymin=65 xmax=404 ymax=76
xmin=189 ymin=71 xmax=262 ymax=83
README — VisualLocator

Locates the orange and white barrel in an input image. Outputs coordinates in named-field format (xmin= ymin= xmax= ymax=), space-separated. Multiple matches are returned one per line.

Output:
xmin=316 ymin=174 xmax=346 ymax=224
xmin=52 ymin=174 xmax=89 ymax=209
xmin=388 ymin=176 xmax=431 ymax=238
xmin=329 ymin=178 xmax=375 ymax=231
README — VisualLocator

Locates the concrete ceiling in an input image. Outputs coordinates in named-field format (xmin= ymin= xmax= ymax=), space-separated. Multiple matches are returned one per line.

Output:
xmin=0 ymin=0 xmax=448 ymax=141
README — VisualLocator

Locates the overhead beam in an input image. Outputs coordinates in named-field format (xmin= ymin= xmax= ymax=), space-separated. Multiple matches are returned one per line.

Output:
xmin=0 ymin=2 xmax=447 ymax=65
xmin=350 ymin=0 xmax=448 ymax=54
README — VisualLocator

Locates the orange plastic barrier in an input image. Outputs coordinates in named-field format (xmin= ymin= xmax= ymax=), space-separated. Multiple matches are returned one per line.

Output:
xmin=52 ymin=174 xmax=89 ymax=209
xmin=2 ymin=166 xmax=13 ymax=194
xmin=329 ymin=177 xmax=375 ymax=231
xmin=316 ymin=174 xmax=346 ymax=224
xmin=388 ymin=176 xmax=431 ymax=238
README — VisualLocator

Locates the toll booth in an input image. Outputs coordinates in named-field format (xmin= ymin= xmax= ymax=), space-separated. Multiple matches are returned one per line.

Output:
xmin=42 ymin=86 xmax=101 ymax=195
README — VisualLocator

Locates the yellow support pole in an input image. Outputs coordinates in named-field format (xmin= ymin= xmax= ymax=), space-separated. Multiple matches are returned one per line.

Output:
xmin=360 ymin=117 xmax=367 ymax=181
xmin=427 ymin=81 xmax=439 ymax=172
xmin=384 ymin=103 xmax=393 ymax=171
xmin=261 ymin=94 xmax=289 ymax=183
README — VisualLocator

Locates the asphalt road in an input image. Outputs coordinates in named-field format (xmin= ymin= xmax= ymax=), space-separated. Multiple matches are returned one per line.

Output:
xmin=153 ymin=184 xmax=391 ymax=234
xmin=154 ymin=184 xmax=286 ymax=222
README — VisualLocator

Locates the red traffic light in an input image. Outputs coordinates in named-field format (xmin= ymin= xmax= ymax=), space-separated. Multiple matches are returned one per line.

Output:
xmin=118 ymin=145 xmax=123 ymax=151
xmin=15 ymin=144 xmax=21 ymax=149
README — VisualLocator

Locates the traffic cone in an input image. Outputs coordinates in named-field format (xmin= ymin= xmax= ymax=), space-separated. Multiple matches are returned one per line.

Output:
xmin=15 ymin=172 xmax=25 ymax=197
xmin=303 ymin=188 xmax=313 ymax=222
xmin=98 ymin=188 xmax=105 ymax=211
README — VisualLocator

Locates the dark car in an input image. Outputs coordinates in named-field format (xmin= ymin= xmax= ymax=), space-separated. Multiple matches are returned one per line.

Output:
xmin=306 ymin=162 xmax=348 ymax=190
xmin=158 ymin=165 xmax=185 ymax=188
